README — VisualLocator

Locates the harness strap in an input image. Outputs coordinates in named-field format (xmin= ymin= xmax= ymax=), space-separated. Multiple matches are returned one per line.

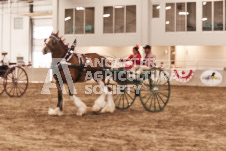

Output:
xmin=71 ymin=53 xmax=85 ymax=82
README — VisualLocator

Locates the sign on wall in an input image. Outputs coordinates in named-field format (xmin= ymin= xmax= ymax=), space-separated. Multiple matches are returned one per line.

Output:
xmin=200 ymin=70 xmax=223 ymax=86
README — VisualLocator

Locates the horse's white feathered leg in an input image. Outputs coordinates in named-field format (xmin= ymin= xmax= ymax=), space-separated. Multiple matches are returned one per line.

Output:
xmin=70 ymin=95 xmax=87 ymax=116
xmin=92 ymin=81 xmax=107 ymax=112
xmin=92 ymin=93 xmax=106 ymax=112
xmin=101 ymin=93 xmax=115 ymax=113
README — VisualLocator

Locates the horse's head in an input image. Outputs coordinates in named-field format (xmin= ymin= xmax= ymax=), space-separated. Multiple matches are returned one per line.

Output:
xmin=42 ymin=32 xmax=68 ymax=56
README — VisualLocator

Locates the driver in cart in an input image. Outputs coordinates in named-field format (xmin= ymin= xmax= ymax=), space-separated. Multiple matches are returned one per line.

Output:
xmin=131 ymin=45 xmax=156 ymax=73
xmin=116 ymin=45 xmax=156 ymax=80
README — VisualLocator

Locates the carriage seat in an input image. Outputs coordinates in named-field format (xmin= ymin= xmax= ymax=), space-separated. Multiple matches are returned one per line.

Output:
xmin=131 ymin=65 xmax=151 ymax=73
xmin=0 ymin=65 xmax=9 ymax=77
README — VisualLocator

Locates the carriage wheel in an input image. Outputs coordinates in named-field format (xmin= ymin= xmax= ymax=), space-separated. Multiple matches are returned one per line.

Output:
xmin=107 ymin=76 xmax=137 ymax=110
xmin=140 ymin=68 xmax=170 ymax=112
xmin=4 ymin=66 xmax=29 ymax=97
xmin=0 ymin=77 xmax=4 ymax=95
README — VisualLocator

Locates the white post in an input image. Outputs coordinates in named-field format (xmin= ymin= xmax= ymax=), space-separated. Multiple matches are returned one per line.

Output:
xmin=8 ymin=0 xmax=11 ymax=61
xmin=52 ymin=0 xmax=59 ymax=33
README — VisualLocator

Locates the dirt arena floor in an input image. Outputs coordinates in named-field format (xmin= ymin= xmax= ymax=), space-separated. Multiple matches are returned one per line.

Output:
xmin=0 ymin=82 xmax=226 ymax=151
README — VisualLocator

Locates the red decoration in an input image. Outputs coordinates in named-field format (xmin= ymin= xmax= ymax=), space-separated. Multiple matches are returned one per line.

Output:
xmin=173 ymin=69 xmax=194 ymax=83
xmin=136 ymin=44 xmax=139 ymax=50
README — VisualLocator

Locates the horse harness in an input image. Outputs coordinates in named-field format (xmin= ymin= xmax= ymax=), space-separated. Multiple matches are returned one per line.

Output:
xmin=50 ymin=39 xmax=87 ymax=82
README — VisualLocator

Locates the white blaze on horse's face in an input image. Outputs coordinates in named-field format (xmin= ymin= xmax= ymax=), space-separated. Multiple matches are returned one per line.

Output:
xmin=43 ymin=37 xmax=57 ymax=55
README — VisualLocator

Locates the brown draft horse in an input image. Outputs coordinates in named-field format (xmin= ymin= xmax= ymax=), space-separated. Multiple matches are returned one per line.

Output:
xmin=42 ymin=32 xmax=115 ymax=116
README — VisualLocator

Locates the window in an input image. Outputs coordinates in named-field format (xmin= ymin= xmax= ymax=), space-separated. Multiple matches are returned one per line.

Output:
xmin=187 ymin=2 xmax=196 ymax=31
xmin=214 ymin=1 xmax=223 ymax=31
xmin=176 ymin=3 xmax=186 ymax=31
xmin=166 ymin=3 xmax=175 ymax=32
xmin=65 ymin=9 xmax=73 ymax=34
xmin=14 ymin=17 xmax=23 ymax=29
xmin=103 ymin=5 xmax=136 ymax=33
xmin=166 ymin=2 xmax=196 ymax=32
xmin=202 ymin=2 xmax=212 ymax=31
xmin=103 ymin=7 xmax=113 ymax=33
xmin=85 ymin=7 xmax=95 ymax=33
xmin=75 ymin=8 xmax=84 ymax=34
xmin=64 ymin=7 xmax=95 ymax=34
xmin=126 ymin=5 xmax=136 ymax=33
xmin=153 ymin=4 xmax=160 ymax=18
xmin=202 ymin=1 xmax=226 ymax=32
xmin=115 ymin=6 xmax=125 ymax=33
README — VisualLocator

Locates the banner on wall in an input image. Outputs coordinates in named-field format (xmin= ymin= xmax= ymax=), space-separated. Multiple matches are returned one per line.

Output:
xmin=172 ymin=69 xmax=195 ymax=83
xmin=200 ymin=70 xmax=223 ymax=86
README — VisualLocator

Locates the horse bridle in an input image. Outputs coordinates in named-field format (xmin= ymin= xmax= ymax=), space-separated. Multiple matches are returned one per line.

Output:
xmin=44 ymin=35 xmax=59 ymax=54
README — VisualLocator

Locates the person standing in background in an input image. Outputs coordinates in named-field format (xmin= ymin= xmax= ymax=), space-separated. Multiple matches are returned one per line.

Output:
xmin=143 ymin=45 xmax=156 ymax=67
xmin=1 ymin=51 xmax=9 ymax=65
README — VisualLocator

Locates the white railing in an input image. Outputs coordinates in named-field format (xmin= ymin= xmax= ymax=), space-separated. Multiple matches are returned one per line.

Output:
xmin=156 ymin=60 xmax=226 ymax=70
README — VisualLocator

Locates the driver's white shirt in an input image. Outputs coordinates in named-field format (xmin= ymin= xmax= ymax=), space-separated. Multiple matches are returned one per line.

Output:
xmin=1 ymin=56 xmax=9 ymax=65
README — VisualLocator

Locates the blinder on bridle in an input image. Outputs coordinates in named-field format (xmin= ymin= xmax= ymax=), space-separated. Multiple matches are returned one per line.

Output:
xmin=44 ymin=35 xmax=58 ymax=54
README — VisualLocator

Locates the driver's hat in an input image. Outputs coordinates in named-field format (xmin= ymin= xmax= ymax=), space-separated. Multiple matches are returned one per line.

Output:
xmin=2 ymin=51 xmax=8 ymax=55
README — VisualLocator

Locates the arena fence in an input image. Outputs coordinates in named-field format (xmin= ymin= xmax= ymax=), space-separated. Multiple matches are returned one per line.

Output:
xmin=25 ymin=60 xmax=226 ymax=87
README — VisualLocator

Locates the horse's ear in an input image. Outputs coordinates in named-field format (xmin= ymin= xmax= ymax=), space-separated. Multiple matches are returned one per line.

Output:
xmin=56 ymin=31 xmax=59 ymax=36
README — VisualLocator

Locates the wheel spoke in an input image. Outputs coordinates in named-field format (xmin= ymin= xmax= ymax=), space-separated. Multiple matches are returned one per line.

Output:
xmin=148 ymin=94 xmax=154 ymax=110
xmin=158 ymin=89 xmax=169 ymax=91
xmin=144 ymin=93 xmax=153 ymax=105
xmin=158 ymin=92 xmax=168 ymax=98
xmin=17 ymin=86 xmax=23 ymax=95
xmin=122 ymin=93 xmax=125 ymax=108
xmin=156 ymin=94 xmax=162 ymax=110
xmin=157 ymin=93 xmax=166 ymax=105
xmin=117 ymin=95 xmax=122 ymax=107
xmin=125 ymin=91 xmax=134 ymax=100
xmin=124 ymin=92 xmax=130 ymax=105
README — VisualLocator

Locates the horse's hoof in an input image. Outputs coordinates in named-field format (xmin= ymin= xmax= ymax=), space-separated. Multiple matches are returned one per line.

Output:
xmin=76 ymin=106 xmax=87 ymax=116
xmin=92 ymin=103 xmax=106 ymax=112
xmin=100 ymin=105 xmax=115 ymax=113
xmin=48 ymin=107 xmax=63 ymax=116
xmin=48 ymin=108 xmax=56 ymax=115
xmin=92 ymin=105 xmax=101 ymax=112
xmin=101 ymin=94 xmax=115 ymax=113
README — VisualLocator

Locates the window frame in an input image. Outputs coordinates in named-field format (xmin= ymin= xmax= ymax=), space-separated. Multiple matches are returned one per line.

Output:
xmin=64 ymin=7 xmax=95 ymax=35
xmin=103 ymin=6 xmax=114 ymax=33
xmin=103 ymin=5 xmax=137 ymax=34
xmin=165 ymin=2 xmax=197 ymax=33
xmin=152 ymin=3 xmax=160 ymax=18
xmin=202 ymin=0 xmax=226 ymax=32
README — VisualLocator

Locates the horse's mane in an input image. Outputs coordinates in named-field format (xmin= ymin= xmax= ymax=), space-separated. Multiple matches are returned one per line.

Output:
xmin=51 ymin=33 xmax=69 ymax=51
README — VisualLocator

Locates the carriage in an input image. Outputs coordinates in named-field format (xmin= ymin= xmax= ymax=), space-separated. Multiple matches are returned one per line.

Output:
xmin=0 ymin=63 xmax=29 ymax=97
xmin=104 ymin=67 xmax=170 ymax=112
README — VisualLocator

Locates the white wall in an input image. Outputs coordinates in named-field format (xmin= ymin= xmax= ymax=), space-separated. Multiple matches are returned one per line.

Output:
xmin=175 ymin=46 xmax=226 ymax=69
xmin=10 ymin=15 xmax=30 ymax=63
xmin=0 ymin=1 xmax=53 ymax=63
xmin=0 ymin=2 xmax=30 ymax=63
